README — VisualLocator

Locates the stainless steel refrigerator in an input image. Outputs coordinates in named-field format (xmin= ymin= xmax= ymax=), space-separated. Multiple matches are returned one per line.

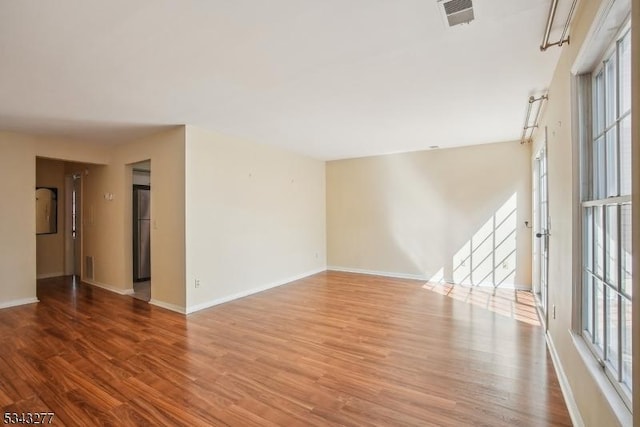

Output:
xmin=133 ymin=185 xmax=151 ymax=281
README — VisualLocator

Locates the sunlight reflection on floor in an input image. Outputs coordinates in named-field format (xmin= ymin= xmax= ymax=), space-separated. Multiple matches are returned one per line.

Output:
xmin=422 ymin=281 xmax=541 ymax=326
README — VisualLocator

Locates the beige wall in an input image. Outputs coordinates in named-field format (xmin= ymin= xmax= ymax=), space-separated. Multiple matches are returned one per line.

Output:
xmin=0 ymin=130 xmax=186 ymax=310
xmin=35 ymin=158 xmax=66 ymax=278
xmin=327 ymin=140 xmax=532 ymax=287
xmin=34 ymin=138 xmax=110 ymax=164
xmin=0 ymin=133 xmax=37 ymax=307
xmin=531 ymin=0 xmax=638 ymax=424
xmin=0 ymin=133 xmax=116 ymax=307
xmin=185 ymin=126 xmax=326 ymax=312
xmin=82 ymin=127 xmax=186 ymax=310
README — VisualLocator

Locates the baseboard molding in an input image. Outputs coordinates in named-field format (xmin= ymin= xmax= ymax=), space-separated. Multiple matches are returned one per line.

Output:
xmin=186 ymin=267 xmax=325 ymax=314
xmin=37 ymin=272 xmax=65 ymax=280
xmin=328 ymin=266 xmax=532 ymax=290
xmin=0 ymin=297 xmax=39 ymax=310
xmin=327 ymin=266 xmax=427 ymax=281
xmin=149 ymin=299 xmax=186 ymax=314
xmin=83 ymin=279 xmax=134 ymax=296
xmin=442 ymin=280 xmax=532 ymax=291
xmin=545 ymin=331 xmax=584 ymax=427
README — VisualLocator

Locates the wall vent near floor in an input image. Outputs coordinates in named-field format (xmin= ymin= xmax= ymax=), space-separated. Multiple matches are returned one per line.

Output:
xmin=85 ymin=256 xmax=94 ymax=280
xmin=438 ymin=0 xmax=474 ymax=27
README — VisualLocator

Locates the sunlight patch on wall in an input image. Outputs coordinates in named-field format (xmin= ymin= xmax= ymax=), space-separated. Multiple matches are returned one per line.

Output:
xmin=429 ymin=267 xmax=445 ymax=284
xmin=452 ymin=192 xmax=518 ymax=288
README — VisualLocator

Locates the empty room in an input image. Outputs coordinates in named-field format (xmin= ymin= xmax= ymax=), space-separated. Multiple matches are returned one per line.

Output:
xmin=0 ymin=0 xmax=638 ymax=426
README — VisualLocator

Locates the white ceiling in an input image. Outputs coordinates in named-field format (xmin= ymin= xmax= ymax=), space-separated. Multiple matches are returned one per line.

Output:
xmin=0 ymin=0 xmax=569 ymax=160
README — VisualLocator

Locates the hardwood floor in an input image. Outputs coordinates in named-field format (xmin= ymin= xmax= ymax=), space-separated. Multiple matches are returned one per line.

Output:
xmin=0 ymin=272 xmax=571 ymax=426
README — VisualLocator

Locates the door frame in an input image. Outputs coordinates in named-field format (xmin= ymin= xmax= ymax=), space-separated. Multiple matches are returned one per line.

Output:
xmin=64 ymin=172 xmax=82 ymax=277
xmin=533 ymin=130 xmax=550 ymax=328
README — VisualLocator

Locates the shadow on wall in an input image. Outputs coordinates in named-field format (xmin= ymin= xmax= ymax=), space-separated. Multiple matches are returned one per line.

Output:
xmin=429 ymin=192 xmax=519 ymax=288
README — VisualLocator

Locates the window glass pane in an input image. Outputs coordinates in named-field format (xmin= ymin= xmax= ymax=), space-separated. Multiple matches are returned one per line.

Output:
xmin=619 ymin=115 xmax=632 ymax=196
xmin=584 ymin=207 xmax=593 ymax=270
xmin=594 ymin=207 xmax=604 ymax=278
xmin=594 ymin=71 xmax=605 ymax=137
xmin=621 ymin=297 xmax=632 ymax=390
xmin=606 ymin=288 xmax=619 ymax=371
xmin=619 ymin=32 xmax=631 ymax=115
xmin=621 ymin=204 xmax=632 ymax=296
xmin=605 ymin=205 xmax=618 ymax=285
xmin=605 ymin=56 xmax=617 ymax=126
xmin=595 ymin=279 xmax=604 ymax=350
xmin=584 ymin=273 xmax=593 ymax=335
xmin=605 ymin=128 xmax=618 ymax=197
xmin=594 ymin=137 xmax=606 ymax=199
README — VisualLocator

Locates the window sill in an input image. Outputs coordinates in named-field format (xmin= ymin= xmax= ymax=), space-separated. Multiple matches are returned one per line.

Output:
xmin=571 ymin=332 xmax=632 ymax=426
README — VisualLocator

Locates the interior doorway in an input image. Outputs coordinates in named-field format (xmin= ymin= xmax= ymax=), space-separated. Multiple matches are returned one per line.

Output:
xmin=533 ymin=135 xmax=550 ymax=326
xmin=132 ymin=161 xmax=151 ymax=301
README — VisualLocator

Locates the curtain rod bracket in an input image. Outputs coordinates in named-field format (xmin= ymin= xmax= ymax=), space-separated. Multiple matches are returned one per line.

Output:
xmin=520 ymin=94 xmax=548 ymax=144
xmin=540 ymin=0 xmax=577 ymax=51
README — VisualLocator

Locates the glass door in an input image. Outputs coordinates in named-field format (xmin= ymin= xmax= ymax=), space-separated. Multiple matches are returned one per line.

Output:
xmin=534 ymin=142 xmax=550 ymax=320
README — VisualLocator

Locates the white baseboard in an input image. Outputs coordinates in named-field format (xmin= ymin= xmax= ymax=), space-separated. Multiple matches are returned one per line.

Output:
xmin=327 ymin=266 xmax=427 ymax=281
xmin=37 ymin=272 xmax=65 ymax=280
xmin=545 ymin=331 xmax=584 ymax=427
xmin=328 ymin=266 xmax=531 ymax=290
xmin=0 ymin=297 xmax=39 ymax=309
xmin=186 ymin=267 xmax=325 ymax=314
xmin=83 ymin=279 xmax=134 ymax=296
xmin=441 ymin=280 xmax=532 ymax=291
xmin=149 ymin=299 xmax=186 ymax=314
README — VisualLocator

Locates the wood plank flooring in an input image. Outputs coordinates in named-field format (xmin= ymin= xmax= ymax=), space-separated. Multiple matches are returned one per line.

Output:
xmin=0 ymin=272 xmax=571 ymax=426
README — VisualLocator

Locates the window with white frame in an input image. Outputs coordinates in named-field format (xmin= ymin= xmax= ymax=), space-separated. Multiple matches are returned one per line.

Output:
xmin=581 ymin=23 xmax=632 ymax=407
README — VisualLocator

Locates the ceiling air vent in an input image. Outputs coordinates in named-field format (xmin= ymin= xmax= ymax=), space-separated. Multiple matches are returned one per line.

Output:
xmin=438 ymin=0 xmax=474 ymax=27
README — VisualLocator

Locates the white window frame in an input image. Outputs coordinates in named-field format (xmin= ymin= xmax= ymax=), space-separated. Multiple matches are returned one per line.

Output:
xmin=575 ymin=17 xmax=632 ymax=413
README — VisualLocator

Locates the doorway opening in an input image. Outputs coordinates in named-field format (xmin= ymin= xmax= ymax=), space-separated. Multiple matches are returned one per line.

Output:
xmin=132 ymin=161 xmax=151 ymax=302
xmin=35 ymin=157 xmax=88 ymax=285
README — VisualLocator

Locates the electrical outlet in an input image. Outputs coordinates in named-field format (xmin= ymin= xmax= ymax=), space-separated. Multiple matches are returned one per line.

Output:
xmin=195 ymin=279 xmax=200 ymax=288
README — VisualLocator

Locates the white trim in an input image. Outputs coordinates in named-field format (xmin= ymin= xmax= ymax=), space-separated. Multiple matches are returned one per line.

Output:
xmin=450 ymin=278 xmax=532 ymax=291
xmin=149 ymin=299 xmax=186 ymax=314
xmin=36 ymin=272 xmax=65 ymax=280
xmin=571 ymin=332 xmax=633 ymax=425
xmin=0 ymin=297 xmax=39 ymax=310
xmin=328 ymin=266 xmax=531 ymax=290
xmin=571 ymin=0 xmax=631 ymax=74
xmin=582 ymin=195 xmax=632 ymax=207
xmin=186 ymin=268 xmax=326 ymax=314
xmin=546 ymin=331 xmax=585 ymax=427
xmin=327 ymin=266 xmax=427 ymax=281
xmin=83 ymin=279 xmax=134 ymax=296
